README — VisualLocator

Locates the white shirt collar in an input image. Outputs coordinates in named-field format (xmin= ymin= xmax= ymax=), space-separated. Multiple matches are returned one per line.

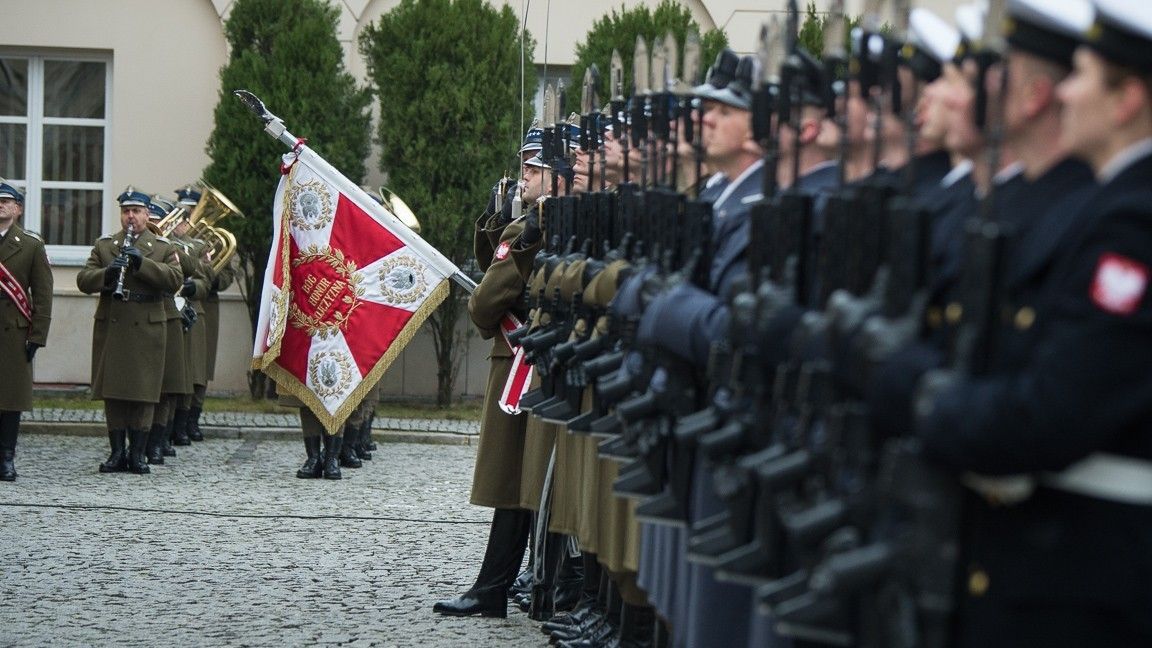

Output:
xmin=714 ymin=158 xmax=765 ymax=213
xmin=940 ymin=159 xmax=973 ymax=188
xmin=0 ymin=225 xmax=10 ymax=239
xmin=1098 ymin=138 xmax=1152 ymax=184
xmin=993 ymin=161 xmax=1024 ymax=185
xmin=704 ymin=172 xmax=726 ymax=189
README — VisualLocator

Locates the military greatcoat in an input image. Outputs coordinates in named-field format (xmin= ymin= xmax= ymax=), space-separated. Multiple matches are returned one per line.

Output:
xmin=76 ymin=229 xmax=182 ymax=402
xmin=175 ymin=235 xmax=211 ymax=387
xmin=467 ymin=216 xmax=541 ymax=509
xmin=204 ymin=260 xmax=234 ymax=380
xmin=0 ymin=223 xmax=53 ymax=411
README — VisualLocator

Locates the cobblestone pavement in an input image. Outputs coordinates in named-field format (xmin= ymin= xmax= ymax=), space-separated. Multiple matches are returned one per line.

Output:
xmin=23 ymin=408 xmax=480 ymax=435
xmin=0 ymin=434 xmax=544 ymax=647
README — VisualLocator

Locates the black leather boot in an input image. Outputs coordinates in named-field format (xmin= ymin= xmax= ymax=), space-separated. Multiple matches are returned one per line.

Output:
xmin=161 ymin=420 xmax=177 ymax=457
xmin=529 ymin=532 xmax=568 ymax=621
xmin=433 ymin=507 xmax=531 ymax=618
xmin=171 ymin=408 xmax=191 ymax=446
xmin=99 ymin=429 xmax=128 ymax=473
xmin=187 ymin=405 xmax=204 ymax=441
xmin=296 ymin=436 xmax=323 ymax=479
xmin=557 ymin=590 xmax=622 ymax=648
xmin=127 ymin=429 xmax=151 ymax=474
xmin=0 ymin=411 xmax=19 ymax=481
xmin=146 ymin=423 xmax=166 ymax=465
xmin=339 ymin=424 xmax=362 ymax=468
xmin=543 ymin=553 xmax=603 ymax=635
xmin=322 ymin=435 xmax=342 ymax=479
xmin=608 ymin=603 xmax=656 ymax=648
xmin=553 ymin=550 xmax=585 ymax=612
xmin=551 ymin=573 xmax=616 ymax=644
xmin=356 ymin=419 xmax=373 ymax=460
xmin=510 ymin=568 xmax=533 ymax=599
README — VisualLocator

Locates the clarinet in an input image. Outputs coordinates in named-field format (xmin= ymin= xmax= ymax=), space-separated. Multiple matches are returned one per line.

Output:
xmin=112 ymin=225 xmax=138 ymax=301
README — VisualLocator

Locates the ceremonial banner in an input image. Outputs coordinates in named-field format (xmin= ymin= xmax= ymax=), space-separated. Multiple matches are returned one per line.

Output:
xmin=252 ymin=144 xmax=459 ymax=434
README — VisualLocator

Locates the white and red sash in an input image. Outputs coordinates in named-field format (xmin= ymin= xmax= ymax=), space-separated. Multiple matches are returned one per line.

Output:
xmin=0 ymin=260 xmax=32 ymax=323
xmin=498 ymin=314 xmax=534 ymax=415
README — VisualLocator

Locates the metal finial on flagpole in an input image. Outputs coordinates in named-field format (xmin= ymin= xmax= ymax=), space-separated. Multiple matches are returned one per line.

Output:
xmin=233 ymin=90 xmax=302 ymax=150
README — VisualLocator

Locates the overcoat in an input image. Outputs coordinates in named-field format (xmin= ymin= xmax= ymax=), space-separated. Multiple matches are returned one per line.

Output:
xmin=467 ymin=216 xmax=540 ymax=509
xmin=77 ymin=229 xmax=182 ymax=402
xmin=0 ymin=223 xmax=52 ymax=411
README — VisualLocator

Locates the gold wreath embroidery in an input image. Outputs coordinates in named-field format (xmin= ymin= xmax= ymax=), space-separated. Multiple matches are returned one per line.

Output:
xmin=308 ymin=351 xmax=354 ymax=398
xmin=378 ymin=254 xmax=428 ymax=306
xmin=288 ymin=179 xmax=335 ymax=231
xmin=288 ymin=245 xmax=366 ymax=339
xmin=267 ymin=289 xmax=288 ymax=347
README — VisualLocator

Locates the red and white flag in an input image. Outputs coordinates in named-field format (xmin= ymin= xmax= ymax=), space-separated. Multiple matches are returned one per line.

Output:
xmin=252 ymin=145 xmax=460 ymax=434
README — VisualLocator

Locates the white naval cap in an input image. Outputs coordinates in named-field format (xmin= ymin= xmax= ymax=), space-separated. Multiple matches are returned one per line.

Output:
xmin=1005 ymin=0 xmax=1094 ymax=66
xmin=1085 ymin=0 xmax=1152 ymax=72
xmin=955 ymin=2 xmax=988 ymax=45
xmin=908 ymin=8 xmax=962 ymax=64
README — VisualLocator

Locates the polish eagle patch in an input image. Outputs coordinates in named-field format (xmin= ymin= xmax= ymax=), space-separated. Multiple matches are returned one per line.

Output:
xmin=1090 ymin=252 xmax=1148 ymax=315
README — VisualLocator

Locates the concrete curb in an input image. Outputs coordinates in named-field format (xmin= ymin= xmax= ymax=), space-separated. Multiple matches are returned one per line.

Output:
xmin=23 ymin=422 xmax=477 ymax=446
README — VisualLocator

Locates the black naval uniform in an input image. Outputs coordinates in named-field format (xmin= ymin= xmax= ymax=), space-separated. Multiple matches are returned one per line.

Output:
xmin=917 ymin=148 xmax=1152 ymax=647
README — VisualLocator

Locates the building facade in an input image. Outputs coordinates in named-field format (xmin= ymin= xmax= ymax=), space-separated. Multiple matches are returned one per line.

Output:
xmin=0 ymin=0 xmax=957 ymax=397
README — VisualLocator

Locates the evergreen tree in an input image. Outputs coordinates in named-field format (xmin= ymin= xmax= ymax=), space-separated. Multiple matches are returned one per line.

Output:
xmin=203 ymin=0 xmax=371 ymax=398
xmin=565 ymin=0 xmax=727 ymax=116
xmin=359 ymin=0 xmax=536 ymax=406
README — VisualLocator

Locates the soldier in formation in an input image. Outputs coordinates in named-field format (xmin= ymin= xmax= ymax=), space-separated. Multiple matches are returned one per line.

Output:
xmin=436 ymin=0 xmax=1152 ymax=645
xmin=0 ymin=180 xmax=53 ymax=482
xmin=77 ymin=189 xmax=183 ymax=475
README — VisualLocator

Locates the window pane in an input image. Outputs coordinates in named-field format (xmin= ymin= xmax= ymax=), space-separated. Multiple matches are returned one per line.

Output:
xmin=0 ymin=58 xmax=28 ymax=116
xmin=44 ymin=60 xmax=106 ymax=119
xmin=41 ymin=188 xmax=103 ymax=246
xmin=0 ymin=124 xmax=26 ymax=178
xmin=42 ymin=125 xmax=104 ymax=181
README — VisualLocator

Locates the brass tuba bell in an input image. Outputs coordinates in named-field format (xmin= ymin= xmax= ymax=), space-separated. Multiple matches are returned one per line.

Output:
xmin=186 ymin=183 xmax=244 ymax=273
xmin=379 ymin=186 xmax=421 ymax=234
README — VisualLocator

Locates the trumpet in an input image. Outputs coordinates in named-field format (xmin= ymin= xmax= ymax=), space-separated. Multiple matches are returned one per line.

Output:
xmin=112 ymin=226 xmax=139 ymax=301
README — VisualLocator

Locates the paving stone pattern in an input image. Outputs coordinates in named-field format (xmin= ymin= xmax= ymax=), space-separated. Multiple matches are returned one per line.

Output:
xmin=23 ymin=409 xmax=480 ymax=436
xmin=0 ymin=435 xmax=543 ymax=647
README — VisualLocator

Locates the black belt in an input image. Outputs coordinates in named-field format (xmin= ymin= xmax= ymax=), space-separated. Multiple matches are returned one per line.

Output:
xmin=101 ymin=290 xmax=161 ymax=303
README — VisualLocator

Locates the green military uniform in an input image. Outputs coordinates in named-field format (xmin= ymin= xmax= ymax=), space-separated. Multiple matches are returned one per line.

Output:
xmin=470 ymin=216 xmax=541 ymax=509
xmin=518 ymin=247 xmax=567 ymax=513
xmin=175 ymin=234 xmax=211 ymax=441
xmin=204 ymin=260 xmax=235 ymax=381
xmin=77 ymin=226 xmax=182 ymax=472
xmin=148 ymin=236 xmax=206 ymax=462
xmin=0 ymin=219 xmax=53 ymax=482
xmin=432 ymin=197 xmax=542 ymax=620
xmin=0 ymin=223 xmax=53 ymax=411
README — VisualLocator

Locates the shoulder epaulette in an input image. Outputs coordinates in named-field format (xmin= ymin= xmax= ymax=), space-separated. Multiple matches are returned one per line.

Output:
xmin=155 ymin=236 xmax=171 ymax=243
xmin=22 ymin=229 xmax=43 ymax=241
xmin=97 ymin=234 xmax=114 ymax=241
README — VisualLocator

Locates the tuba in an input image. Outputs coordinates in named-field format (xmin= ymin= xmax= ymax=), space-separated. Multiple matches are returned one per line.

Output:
xmin=187 ymin=183 xmax=244 ymax=273
xmin=359 ymin=185 xmax=422 ymax=234
xmin=379 ymin=186 xmax=422 ymax=234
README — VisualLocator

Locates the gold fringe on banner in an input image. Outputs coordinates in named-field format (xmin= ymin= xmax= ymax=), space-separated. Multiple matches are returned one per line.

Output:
xmin=262 ymin=278 xmax=452 ymax=435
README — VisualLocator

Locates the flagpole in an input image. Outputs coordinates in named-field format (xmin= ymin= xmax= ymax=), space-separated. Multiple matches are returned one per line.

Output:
xmin=233 ymin=90 xmax=478 ymax=294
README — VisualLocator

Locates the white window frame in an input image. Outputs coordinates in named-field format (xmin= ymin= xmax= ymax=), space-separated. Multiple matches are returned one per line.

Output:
xmin=0 ymin=50 xmax=113 ymax=266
